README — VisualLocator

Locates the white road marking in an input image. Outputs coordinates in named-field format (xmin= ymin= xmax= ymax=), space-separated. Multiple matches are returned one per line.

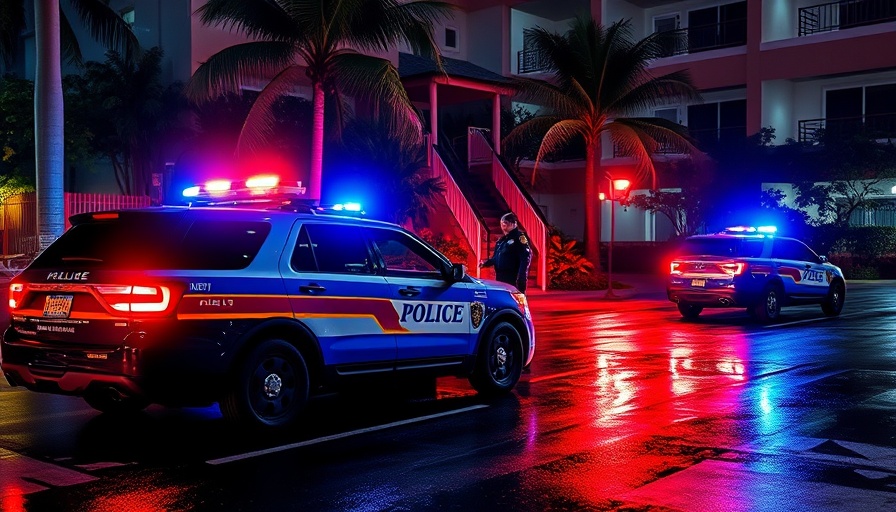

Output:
xmin=206 ymin=404 xmax=489 ymax=465
xmin=766 ymin=311 xmax=868 ymax=328
xmin=0 ymin=448 xmax=96 ymax=499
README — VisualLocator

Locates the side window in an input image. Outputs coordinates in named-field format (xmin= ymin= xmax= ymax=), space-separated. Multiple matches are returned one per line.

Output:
xmin=292 ymin=223 xmax=373 ymax=274
xmin=772 ymin=239 xmax=818 ymax=262
xmin=291 ymin=225 xmax=317 ymax=271
xmin=366 ymin=227 xmax=442 ymax=276
xmin=179 ymin=220 xmax=271 ymax=270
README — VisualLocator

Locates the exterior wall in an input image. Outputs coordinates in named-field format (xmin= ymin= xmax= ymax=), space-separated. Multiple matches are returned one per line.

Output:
xmin=509 ymin=9 xmax=573 ymax=75
xmin=468 ymin=6 xmax=509 ymax=75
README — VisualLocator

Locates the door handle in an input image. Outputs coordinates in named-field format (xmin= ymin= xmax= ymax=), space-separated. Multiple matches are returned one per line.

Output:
xmin=399 ymin=287 xmax=421 ymax=297
xmin=299 ymin=284 xmax=326 ymax=294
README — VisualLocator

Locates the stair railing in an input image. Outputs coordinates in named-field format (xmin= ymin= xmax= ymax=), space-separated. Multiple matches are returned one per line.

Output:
xmin=430 ymin=145 xmax=486 ymax=278
xmin=469 ymin=127 xmax=549 ymax=291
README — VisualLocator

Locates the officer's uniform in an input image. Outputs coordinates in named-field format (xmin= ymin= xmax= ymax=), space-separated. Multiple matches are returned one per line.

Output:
xmin=482 ymin=227 xmax=532 ymax=292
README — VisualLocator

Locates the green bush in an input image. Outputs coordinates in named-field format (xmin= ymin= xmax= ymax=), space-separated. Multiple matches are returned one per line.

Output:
xmin=417 ymin=229 xmax=470 ymax=263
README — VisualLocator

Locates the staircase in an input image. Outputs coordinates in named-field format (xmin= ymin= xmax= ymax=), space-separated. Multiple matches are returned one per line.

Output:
xmin=433 ymin=129 xmax=547 ymax=290
xmin=466 ymin=162 xmax=507 ymax=262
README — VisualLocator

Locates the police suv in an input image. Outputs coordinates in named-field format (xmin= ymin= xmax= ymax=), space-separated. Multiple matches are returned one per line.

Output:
xmin=0 ymin=177 xmax=535 ymax=429
xmin=667 ymin=226 xmax=846 ymax=323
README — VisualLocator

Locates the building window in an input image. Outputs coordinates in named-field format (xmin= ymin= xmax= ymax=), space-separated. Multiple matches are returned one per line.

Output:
xmin=445 ymin=27 xmax=458 ymax=51
xmin=120 ymin=7 xmax=135 ymax=26
xmin=653 ymin=14 xmax=681 ymax=57
xmin=824 ymin=84 xmax=896 ymax=140
xmin=687 ymin=1 xmax=747 ymax=54
xmin=687 ymin=99 xmax=746 ymax=148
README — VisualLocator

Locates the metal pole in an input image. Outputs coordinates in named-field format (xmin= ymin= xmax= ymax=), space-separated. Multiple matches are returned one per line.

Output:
xmin=605 ymin=179 xmax=617 ymax=298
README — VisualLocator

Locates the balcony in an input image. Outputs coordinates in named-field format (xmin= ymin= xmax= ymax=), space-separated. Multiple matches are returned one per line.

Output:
xmin=798 ymin=112 xmax=896 ymax=142
xmin=799 ymin=0 xmax=896 ymax=36
xmin=517 ymin=49 xmax=551 ymax=74
xmin=656 ymin=18 xmax=747 ymax=58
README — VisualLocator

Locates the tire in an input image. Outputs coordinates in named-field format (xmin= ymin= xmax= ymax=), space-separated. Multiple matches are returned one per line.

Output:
xmin=677 ymin=302 xmax=703 ymax=319
xmin=221 ymin=339 xmax=309 ymax=430
xmin=83 ymin=388 xmax=149 ymax=415
xmin=469 ymin=321 xmax=524 ymax=397
xmin=821 ymin=280 xmax=845 ymax=317
xmin=753 ymin=284 xmax=782 ymax=323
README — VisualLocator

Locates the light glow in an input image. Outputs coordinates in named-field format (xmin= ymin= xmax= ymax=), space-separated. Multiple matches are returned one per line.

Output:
xmin=613 ymin=179 xmax=631 ymax=191
xmin=246 ymin=175 xmax=279 ymax=188
xmin=205 ymin=180 xmax=232 ymax=192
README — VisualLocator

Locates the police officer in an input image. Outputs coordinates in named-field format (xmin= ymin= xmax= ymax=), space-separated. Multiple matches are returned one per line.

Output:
xmin=481 ymin=212 xmax=532 ymax=293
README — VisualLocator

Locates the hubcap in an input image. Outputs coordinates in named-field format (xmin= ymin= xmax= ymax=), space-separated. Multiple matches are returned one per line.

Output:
xmin=263 ymin=373 xmax=282 ymax=398
xmin=495 ymin=346 xmax=507 ymax=367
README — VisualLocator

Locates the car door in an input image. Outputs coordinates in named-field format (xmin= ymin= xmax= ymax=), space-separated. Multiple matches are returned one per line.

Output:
xmin=282 ymin=221 xmax=396 ymax=371
xmin=363 ymin=226 xmax=475 ymax=365
xmin=771 ymin=238 xmax=830 ymax=298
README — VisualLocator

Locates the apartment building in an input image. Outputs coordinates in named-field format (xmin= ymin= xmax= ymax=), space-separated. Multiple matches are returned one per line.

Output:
xmin=12 ymin=1 xmax=896 ymax=279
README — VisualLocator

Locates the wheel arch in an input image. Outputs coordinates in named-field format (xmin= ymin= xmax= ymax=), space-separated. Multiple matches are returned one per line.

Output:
xmin=230 ymin=319 xmax=324 ymax=390
xmin=476 ymin=309 xmax=530 ymax=364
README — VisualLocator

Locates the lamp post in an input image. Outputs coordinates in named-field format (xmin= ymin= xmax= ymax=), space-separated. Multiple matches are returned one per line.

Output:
xmin=605 ymin=178 xmax=630 ymax=298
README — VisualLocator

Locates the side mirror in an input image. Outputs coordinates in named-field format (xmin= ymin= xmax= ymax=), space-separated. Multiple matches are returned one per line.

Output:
xmin=449 ymin=263 xmax=466 ymax=282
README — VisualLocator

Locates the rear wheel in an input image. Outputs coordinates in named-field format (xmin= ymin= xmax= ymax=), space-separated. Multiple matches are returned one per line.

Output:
xmin=753 ymin=284 xmax=782 ymax=323
xmin=469 ymin=321 xmax=523 ymax=397
xmin=677 ymin=302 xmax=703 ymax=319
xmin=221 ymin=339 xmax=309 ymax=430
xmin=821 ymin=280 xmax=845 ymax=317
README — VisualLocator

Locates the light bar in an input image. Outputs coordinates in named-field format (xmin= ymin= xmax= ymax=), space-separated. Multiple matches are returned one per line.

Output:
xmin=333 ymin=202 xmax=362 ymax=212
xmin=246 ymin=175 xmax=279 ymax=188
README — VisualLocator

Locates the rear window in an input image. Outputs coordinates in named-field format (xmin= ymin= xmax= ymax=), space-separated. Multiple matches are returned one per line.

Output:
xmin=32 ymin=214 xmax=272 ymax=270
xmin=675 ymin=238 xmax=765 ymax=258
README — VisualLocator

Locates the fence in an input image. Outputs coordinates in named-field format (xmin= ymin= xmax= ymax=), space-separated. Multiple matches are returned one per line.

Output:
xmin=1 ymin=192 xmax=152 ymax=257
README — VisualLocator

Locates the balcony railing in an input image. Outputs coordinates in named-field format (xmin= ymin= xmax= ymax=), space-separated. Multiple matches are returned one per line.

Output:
xmin=799 ymin=0 xmax=896 ymax=36
xmin=656 ymin=18 xmax=747 ymax=57
xmin=517 ymin=49 xmax=551 ymax=74
xmin=798 ymin=112 xmax=896 ymax=142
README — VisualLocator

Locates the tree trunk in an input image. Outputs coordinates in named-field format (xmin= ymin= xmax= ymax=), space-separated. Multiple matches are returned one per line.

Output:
xmin=34 ymin=0 xmax=65 ymax=250
xmin=308 ymin=81 xmax=325 ymax=203
xmin=583 ymin=141 xmax=602 ymax=271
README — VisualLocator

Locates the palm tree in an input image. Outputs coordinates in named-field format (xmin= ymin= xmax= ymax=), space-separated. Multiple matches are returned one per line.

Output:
xmin=2 ymin=0 xmax=138 ymax=250
xmin=335 ymin=116 xmax=445 ymax=229
xmin=506 ymin=17 xmax=701 ymax=270
xmin=185 ymin=0 xmax=455 ymax=203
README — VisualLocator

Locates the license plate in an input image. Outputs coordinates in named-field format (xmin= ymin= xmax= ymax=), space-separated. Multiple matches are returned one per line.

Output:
xmin=691 ymin=279 xmax=706 ymax=288
xmin=43 ymin=295 xmax=73 ymax=318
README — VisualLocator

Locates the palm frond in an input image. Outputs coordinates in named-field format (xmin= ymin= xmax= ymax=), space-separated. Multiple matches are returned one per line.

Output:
xmin=236 ymin=64 xmax=308 ymax=154
xmin=0 ymin=0 xmax=25 ymax=67
xmin=59 ymin=9 xmax=82 ymax=67
xmin=330 ymin=52 xmax=423 ymax=145
xmin=70 ymin=0 xmax=141 ymax=63
xmin=195 ymin=0 xmax=298 ymax=42
xmin=184 ymin=41 xmax=297 ymax=102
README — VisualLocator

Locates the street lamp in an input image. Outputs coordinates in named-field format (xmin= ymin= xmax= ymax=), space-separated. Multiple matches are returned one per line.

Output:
xmin=605 ymin=178 xmax=631 ymax=298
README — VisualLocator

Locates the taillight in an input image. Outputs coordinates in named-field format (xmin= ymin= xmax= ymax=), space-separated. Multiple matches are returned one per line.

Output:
xmin=670 ymin=262 xmax=682 ymax=274
xmin=9 ymin=282 xmax=24 ymax=309
xmin=719 ymin=262 xmax=748 ymax=276
xmin=95 ymin=285 xmax=173 ymax=313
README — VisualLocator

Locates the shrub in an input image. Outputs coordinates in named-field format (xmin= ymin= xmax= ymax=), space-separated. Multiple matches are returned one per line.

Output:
xmin=547 ymin=229 xmax=602 ymax=290
xmin=417 ymin=228 xmax=470 ymax=263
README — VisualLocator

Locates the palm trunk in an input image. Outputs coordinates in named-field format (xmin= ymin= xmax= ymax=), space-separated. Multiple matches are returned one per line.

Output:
xmin=308 ymin=81 xmax=325 ymax=203
xmin=583 ymin=141 xmax=601 ymax=271
xmin=34 ymin=0 xmax=65 ymax=250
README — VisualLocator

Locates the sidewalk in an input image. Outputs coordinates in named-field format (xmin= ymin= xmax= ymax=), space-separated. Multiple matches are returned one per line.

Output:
xmin=526 ymin=273 xmax=669 ymax=306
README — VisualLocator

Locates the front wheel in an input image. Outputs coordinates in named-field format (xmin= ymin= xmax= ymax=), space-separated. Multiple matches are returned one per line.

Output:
xmin=753 ymin=285 xmax=782 ymax=323
xmin=469 ymin=321 xmax=524 ymax=397
xmin=821 ymin=280 xmax=845 ymax=317
xmin=677 ymin=302 xmax=703 ymax=319
xmin=221 ymin=339 xmax=309 ymax=430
